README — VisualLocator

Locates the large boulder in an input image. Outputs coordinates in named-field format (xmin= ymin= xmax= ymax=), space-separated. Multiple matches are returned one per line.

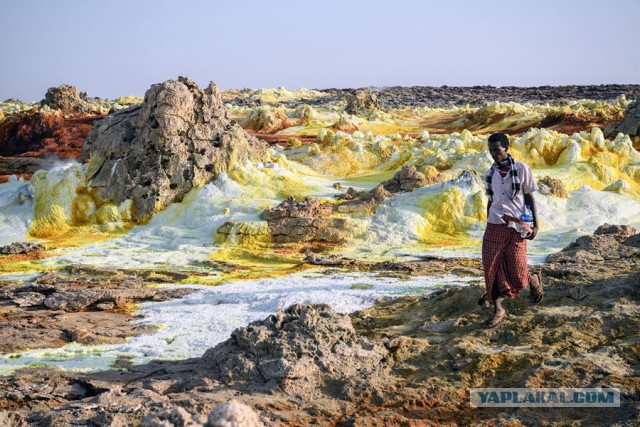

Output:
xmin=42 ymin=84 xmax=91 ymax=113
xmin=202 ymin=304 xmax=390 ymax=400
xmin=83 ymin=77 xmax=269 ymax=222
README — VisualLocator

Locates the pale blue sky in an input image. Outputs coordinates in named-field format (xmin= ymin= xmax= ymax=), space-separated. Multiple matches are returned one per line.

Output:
xmin=1 ymin=0 xmax=638 ymax=101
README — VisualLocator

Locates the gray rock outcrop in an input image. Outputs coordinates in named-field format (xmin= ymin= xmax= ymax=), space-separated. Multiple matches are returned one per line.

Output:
xmin=83 ymin=77 xmax=269 ymax=222
xmin=202 ymin=304 xmax=390 ymax=400
xmin=42 ymin=84 xmax=90 ymax=113
xmin=260 ymin=196 xmax=349 ymax=244
xmin=345 ymin=89 xmax=379 ymax=115
xmin=604 ymin=100 xmax=640 ymax=142
xmin=546 ymin=224 xmax=640 ymax=263
xmin=0 ymin=242 xmax=44 ymax=255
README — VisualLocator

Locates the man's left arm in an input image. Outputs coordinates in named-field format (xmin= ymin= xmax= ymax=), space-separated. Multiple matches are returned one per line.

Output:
xmin=524 ymin=192 xmax=538 ymax=240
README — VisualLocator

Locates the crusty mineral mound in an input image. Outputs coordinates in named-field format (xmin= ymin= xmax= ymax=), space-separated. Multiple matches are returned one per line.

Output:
xmin=336 ymin=165 xmax=444 ymax=215
xmin=546 ymin=223 xmax=639 ymax=263
xmin=260 ymin=196 xmax=348 ymax=243
xmin=202 ymin=304 xmax=390 ymax=400
xmin=83 ymin=77 xmax=269 ymax=222
xmin=0 ymin=241 xmax=44 ymax=255
xmin=42 ymin=84 xmax=90 ymax=113
xmin=345 ymin=89 xmax=379 ymax=115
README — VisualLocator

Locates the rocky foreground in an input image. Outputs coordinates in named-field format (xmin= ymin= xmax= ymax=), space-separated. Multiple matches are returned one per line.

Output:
xmin=0 ymin=224 xmax=638 ymax=426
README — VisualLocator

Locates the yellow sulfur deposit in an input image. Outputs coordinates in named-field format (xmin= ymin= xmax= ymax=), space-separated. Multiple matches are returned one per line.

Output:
xmin=417 ymin=187 xmax=486 ymax=239
xmin=228 ymin=163 xmax=319 ymax=200
xmin=28 ymin=164 xmax=134 ymax=242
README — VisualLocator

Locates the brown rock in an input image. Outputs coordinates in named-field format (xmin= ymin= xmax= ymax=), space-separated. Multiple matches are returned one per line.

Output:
xmin=335 ymin=166 xmax=442 ymax=216
xmin=345 ymin=89 xmax=379 ymax=115
xmin=42 ymin=84 xmax=91 ymax=113
xmin=260 ymin=196 xmax=333 ymax=221
xmin=546 ymin=223 xmax=640 ymax=263
xmin=0 ymin=242 xmax=44 ymax=255
xmin=258 ymin=196 xmax=349 ymax=244
xmin=202 ymin=304 xmax=390 ymax=400
xmin=382 ymin=165 xmax=442 ymax=192
xmin=10 ymin=292 xmax=46 ymax=307
xmin=593 ymin=223 xmax=636 ymax=241
xmin=538 ymin=175 xmax=569 ymax=198
xmin=0 ymin=110 xmax=100 ymax=161
xmin=0 ymin=267 xmax=196 ymax=353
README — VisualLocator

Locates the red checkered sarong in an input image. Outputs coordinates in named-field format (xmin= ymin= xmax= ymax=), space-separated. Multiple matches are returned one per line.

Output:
xmin=482 ymin=223 xmax=530 ymax=302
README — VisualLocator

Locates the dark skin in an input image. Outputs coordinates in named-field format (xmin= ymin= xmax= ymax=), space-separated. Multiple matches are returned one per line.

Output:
xmin=485 ymin=141 xmax=540 ymax=326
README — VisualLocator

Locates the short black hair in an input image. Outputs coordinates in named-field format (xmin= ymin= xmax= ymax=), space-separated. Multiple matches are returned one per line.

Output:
xmin=488 ymin=132 xmax=509 ymax=149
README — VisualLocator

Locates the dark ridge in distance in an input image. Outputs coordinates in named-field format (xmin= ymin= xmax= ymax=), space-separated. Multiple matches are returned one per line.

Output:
xmin=227 ymin=84 xmax=640 ymax=109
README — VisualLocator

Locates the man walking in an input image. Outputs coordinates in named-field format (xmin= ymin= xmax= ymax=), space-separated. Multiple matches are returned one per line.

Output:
xmin=482 ymin=132 xmax=543 ymax=328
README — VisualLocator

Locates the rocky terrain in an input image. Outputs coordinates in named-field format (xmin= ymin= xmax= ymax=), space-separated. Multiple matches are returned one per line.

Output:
xmin=227 ymin=84 xmax=640 ymax=109
xmin=1 ymin=77 xmax=639 ymax=425
xmin=2 ymin=83 xmax=639 ymax=183
xmin=0 ymin=266 xmax=197 ymax=353
xmin=215 ymin=165 xmax=449 ymax=247
xmin=83 ymin=77 xmax=269 ymax=222
xmin=0 ymin=225 xmax=637 ymax=425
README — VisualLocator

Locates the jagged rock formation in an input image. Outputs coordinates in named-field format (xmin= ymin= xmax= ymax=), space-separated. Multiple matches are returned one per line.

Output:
xmin=0 ymin=242 xmax=44 ymax=255
xmin=546 ymin=223 xmax=639 ymax=263
xmin=216 ymin=166 xmax=448 ymax=246
xmin=260 ymin=196 xmax=348 ymax=244
xmin=42 ymin=84 xmax=91 ymax=113
xmin=345 ymin=89 xmax=379 ymax=115
xmin=202 ymin=304 xmax=390 ymax=400
xmin=83 ymin=77 xmax=269 ymax=222
xmin=336 ymin=165 xmax=445 ymax=215
xmin=604 ymin=100 xmax=640 ymax=144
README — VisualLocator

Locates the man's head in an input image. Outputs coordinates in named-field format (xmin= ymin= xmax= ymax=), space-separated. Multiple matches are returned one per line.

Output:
xmin=488 ymin=132 xmax=509 ymax=163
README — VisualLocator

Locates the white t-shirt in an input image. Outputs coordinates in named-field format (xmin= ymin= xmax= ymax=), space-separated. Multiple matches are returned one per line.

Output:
xmin=487 ymin=161 xmax=538 ymax=231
